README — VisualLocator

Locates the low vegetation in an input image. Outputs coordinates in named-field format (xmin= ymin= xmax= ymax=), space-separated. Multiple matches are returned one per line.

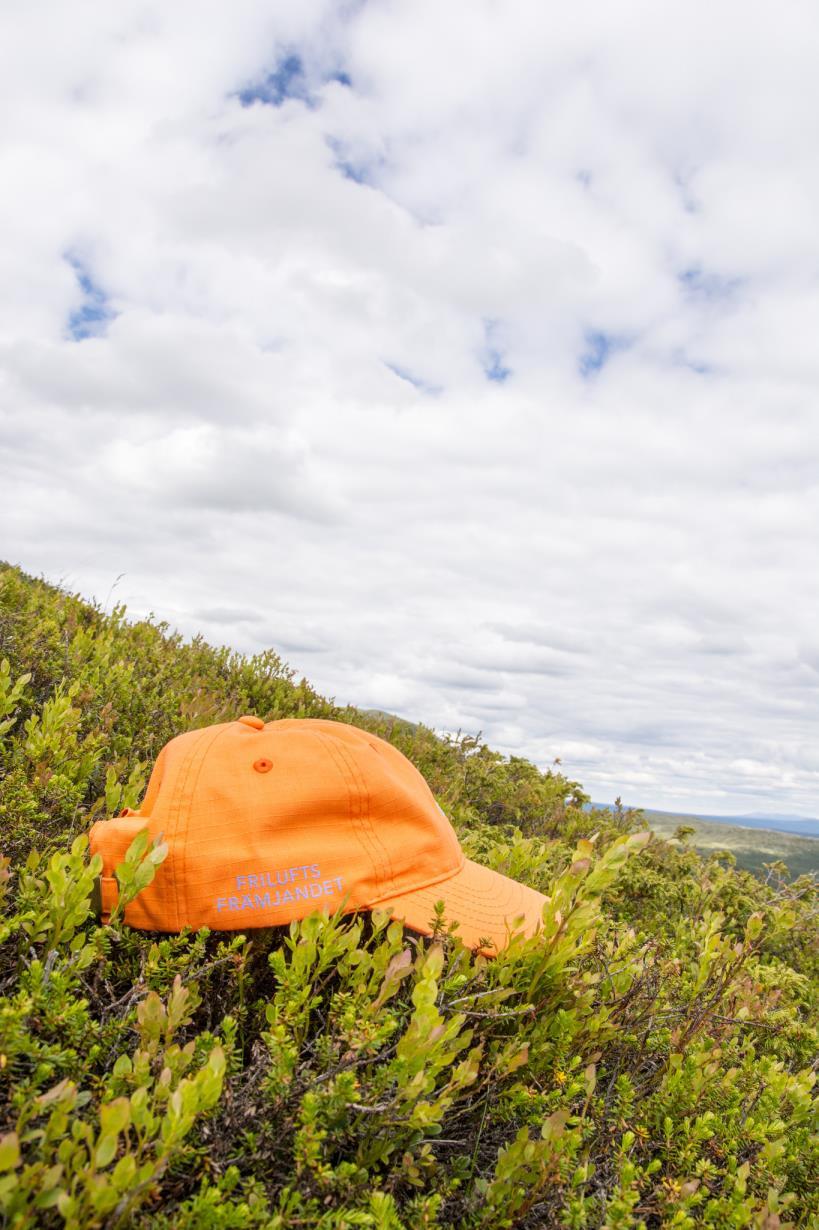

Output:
xmin=0 ymin=564 xmax=816 ymax=1228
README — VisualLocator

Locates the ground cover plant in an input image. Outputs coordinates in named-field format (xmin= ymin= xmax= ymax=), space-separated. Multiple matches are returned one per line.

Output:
xmin=0 ymin=563 xmax=816 ymax=1228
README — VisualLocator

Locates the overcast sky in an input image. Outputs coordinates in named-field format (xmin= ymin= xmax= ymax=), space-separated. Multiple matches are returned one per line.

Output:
xmin=3 ymin=0 xmax=819 ymax=816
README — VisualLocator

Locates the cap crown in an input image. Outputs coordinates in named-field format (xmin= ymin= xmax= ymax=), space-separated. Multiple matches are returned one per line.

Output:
xmin=91 ymin=718 xmax=463 ymax=931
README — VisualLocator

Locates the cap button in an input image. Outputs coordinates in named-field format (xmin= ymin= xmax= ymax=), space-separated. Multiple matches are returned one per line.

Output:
xmin=238 ymin=715 xmax=265 ymax=730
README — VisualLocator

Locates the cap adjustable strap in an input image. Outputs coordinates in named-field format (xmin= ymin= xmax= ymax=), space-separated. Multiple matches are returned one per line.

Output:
xmin=99 ymin=874 xmax=119 ymax=924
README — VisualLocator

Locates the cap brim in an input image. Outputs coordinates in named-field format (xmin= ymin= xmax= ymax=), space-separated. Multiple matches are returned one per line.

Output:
xmin=379 ymin=858 xmax=548 ymax=955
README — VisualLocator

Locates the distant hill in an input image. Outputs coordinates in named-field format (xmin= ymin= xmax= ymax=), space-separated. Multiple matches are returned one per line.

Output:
xmin=653 ymin=807 xmax=819 ymax=838
xmin=592 ymin=802 xmax=819 ymax=839
xmin=360 ymin=707 xmax=420 ymax=732
xmin=743 ymin=810 xmax=819 ymax=821
xmin=641 ymin=810 xmax=818 ymax=878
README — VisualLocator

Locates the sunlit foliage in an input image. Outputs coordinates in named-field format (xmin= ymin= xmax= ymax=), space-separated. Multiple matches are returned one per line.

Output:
xmin=0 ymin=565 xmax=816 ymax=1228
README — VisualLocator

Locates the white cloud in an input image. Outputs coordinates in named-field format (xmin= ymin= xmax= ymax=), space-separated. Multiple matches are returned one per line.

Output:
xmin=2 ymin=0 xmax=819 ymax=815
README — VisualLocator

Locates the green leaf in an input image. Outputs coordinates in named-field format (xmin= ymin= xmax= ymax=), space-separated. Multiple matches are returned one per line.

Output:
xmin=0 ymin=1133 xmax=20 ymax=1172
xmin=94 ymin=1133 xmax=118 ymax=1169
xmin=99 ymin=1098 xmax=130 ymax=1135
xmin=112 ymin=1153 xmax=137 ymax=1191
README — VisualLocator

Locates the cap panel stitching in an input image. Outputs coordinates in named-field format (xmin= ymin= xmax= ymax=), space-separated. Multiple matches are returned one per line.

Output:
xmin=331 ymin=734 xmax=397 ymax=897
xmin=373 ymin=865 xmax=538 ymax=924
xmin=380 ymin=866 xmax=545 ymax=929
xmin=335 ymin=735 xmax=395 ymax=896
xmin=162 ymin=725 xmax=222 ymax=931
xmin=379 ymin=880 xmax=540 ymax=935
xmin=162 ymin=734 xmax=204 ymax=933
xmin=366 ymin=851 xmax=468 ymax=911
xmin=393 ymin=884 xmax=532 ymax=927
xmin=314 ymin=730 xmax=384 ymax=896
xmin=178 ymin=722 xmax=233 ymax=930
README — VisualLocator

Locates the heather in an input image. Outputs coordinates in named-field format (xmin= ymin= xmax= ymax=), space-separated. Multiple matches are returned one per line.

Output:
xmin=0 ymin=564 xmax=816 ymax=1228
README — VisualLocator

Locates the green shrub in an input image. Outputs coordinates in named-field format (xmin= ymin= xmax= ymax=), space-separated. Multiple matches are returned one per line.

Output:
xmin=0 ymin=564 xmax=816 ymax=1228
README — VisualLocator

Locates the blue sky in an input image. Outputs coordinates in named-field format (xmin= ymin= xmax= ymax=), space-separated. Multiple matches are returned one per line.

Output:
xmin=65 ymin=256 xmax=117 ymax=340
xmin=2 ymin=0 xmax=819 ymax=815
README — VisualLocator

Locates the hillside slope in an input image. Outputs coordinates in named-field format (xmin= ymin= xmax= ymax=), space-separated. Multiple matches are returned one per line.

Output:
xmin=0 ymin=565 xmax=816 ymax=1229
xmin=642 ymin=811 xmax=819 ymax=878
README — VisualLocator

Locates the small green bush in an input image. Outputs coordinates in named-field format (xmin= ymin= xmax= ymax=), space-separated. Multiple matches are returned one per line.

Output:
xmin=0 ymin=564 xmax=816 ymax=1228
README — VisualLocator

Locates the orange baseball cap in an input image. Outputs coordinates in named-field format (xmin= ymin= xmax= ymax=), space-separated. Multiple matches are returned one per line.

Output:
xmin=89 ymin=717 xmax=548 ymax=953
